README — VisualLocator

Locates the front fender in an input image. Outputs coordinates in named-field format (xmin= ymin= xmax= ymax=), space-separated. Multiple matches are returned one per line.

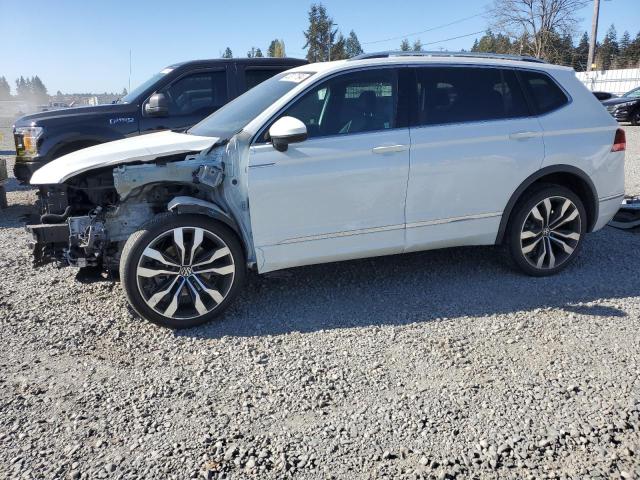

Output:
xmin=166 ymin=196 xmax=256 ymax=265
xmin=167 ymin=196 xmax=238 ymax=232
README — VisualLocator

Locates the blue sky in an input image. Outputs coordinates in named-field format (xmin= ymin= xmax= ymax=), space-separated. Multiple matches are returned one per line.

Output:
xmin=2 ymin=0 xmax=639 ymax=94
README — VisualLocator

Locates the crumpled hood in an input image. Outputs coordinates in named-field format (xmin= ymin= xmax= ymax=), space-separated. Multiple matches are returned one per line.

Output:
xmin=30 ymin=130 xmax=219 ymax=185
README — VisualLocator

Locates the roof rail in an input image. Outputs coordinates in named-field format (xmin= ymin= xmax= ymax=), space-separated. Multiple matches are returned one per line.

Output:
xmin=349 ymin=51 xmax=547 ymax=64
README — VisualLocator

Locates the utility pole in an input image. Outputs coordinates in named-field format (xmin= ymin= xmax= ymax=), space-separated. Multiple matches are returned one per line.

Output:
xmin=129 ymin=49 xmax=132 ymax=91
xmin=586 ymin=0 xmax=600 ymax=71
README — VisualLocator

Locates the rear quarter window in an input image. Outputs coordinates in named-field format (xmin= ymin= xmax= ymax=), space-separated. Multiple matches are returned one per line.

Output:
xmin=519 ymin=70 xmax=569 ymax=115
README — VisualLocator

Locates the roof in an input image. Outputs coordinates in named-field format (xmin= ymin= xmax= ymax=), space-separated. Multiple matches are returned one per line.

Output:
xmin=167 ymin=58 xmax=308 ymax=69
xmin=285 ymin=54 xmax=573 ymax=78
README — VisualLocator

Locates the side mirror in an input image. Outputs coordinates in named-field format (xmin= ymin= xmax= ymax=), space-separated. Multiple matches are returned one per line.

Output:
xmin=144 ymin=93 xmax=169 ymax=117
xmin=269 ymin=116 xmax=308 ymax=152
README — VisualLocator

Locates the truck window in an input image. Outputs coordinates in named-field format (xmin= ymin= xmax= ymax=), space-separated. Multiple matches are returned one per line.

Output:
xmin=162 ymin=71 xmax=228 ymax=116
xmin=245 ymin=69 xmax=286 ymax=90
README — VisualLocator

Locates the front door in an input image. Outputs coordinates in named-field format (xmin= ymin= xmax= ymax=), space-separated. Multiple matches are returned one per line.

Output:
xmin=140 ymin=69 xmax=229 ymax=133
xmin=405 ymin=65 xmax=546 ymax=252
xmin=248 ymin=67 xmax=410 ymax=273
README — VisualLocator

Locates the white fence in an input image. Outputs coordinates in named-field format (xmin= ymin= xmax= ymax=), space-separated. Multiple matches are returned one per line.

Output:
xmin=575 ymin=68 xmax=640 ymax=95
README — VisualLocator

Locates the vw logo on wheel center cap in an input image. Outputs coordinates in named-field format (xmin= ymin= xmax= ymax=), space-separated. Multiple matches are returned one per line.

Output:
xmin=179 ymin=266 xmax=193 ymax=277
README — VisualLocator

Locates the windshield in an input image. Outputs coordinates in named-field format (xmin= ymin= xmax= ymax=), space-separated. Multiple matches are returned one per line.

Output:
xmin=188 ymin=71 xmax=315 ymax=138
xmin=624 ymin=87 xmax=640 ymax=98
xmin=120 ymin=68 xmax=173 ymax=104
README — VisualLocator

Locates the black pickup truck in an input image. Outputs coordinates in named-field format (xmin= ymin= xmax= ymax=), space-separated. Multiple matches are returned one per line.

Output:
xmin=12 ymin=57 xmax=306 ymax=183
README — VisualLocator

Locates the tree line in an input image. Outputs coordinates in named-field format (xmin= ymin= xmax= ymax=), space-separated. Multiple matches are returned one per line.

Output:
xmin=221 ymin=4 xmax=363 ymax=61
xmin=0 ymin=75 xmax=49 ymax=102
xmin=217 ymin=1 xmax=640 ymax=72
xmin=471 ymin=26 xmax=640 ymax=71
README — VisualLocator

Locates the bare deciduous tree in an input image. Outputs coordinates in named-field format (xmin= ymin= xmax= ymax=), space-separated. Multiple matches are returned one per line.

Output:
xmin=490 ymin=0 xmax=588 ymax=59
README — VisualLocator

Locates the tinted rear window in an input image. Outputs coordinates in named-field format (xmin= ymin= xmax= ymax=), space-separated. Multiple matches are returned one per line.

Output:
xmin=413 ymin=66 xmax=530 ymax=126
xmin=519 ymin=70 xmax=568 ymax=114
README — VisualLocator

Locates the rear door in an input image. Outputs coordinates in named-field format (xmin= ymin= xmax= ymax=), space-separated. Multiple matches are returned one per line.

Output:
xmin=140 ymin=68 xmax=230 ymax=132
xmin=405 ymin=65 xmax=545 ymax=252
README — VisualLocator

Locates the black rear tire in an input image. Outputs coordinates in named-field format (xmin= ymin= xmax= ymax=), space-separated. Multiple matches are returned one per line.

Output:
xmin=120 ymin=213 xmax=246 ymax=329
xmin=507 ymin=184 xmax=587 ymax=277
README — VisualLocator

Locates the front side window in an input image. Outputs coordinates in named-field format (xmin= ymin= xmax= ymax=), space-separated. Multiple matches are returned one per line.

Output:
xmin=271 ymin=68 xmax=398 ymax=140
xmin=413 ymin=66 xmax=530 ymax=126
xmin=189 ymin=71 xmax=315 ymax=139
xmin=519 ymin=70 xmax=569 ymax=114
xmin=162 ymin=71 xmax=228 ymax=116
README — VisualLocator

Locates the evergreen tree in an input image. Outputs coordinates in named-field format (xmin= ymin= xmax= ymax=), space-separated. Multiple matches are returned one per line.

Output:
xmin=16 ymin=76 xmax=29 ymax=99
xmin=628 ymin=32 xmax=640 ymax=68
xmin=31 ymin=75 xmax=48 ymax=103
xmin=0 ymin=76 xmax=10 ymax=99
xmin=345 ymin=30 xmax=363 ymax=58
xmin=267 ymin=39 xmax=286 ymax=57
xmin=303 ymin=3 xmax=338 ymax=62
xmin=573 ymin=32 xmax=589 ymax=71
xmin=400 ymin=39 xmax=410 ymax=51
xmin=247 ymin=47 xmax=264 ymax=58
xmin=222 ymin=47 xmax=233 ymax=59
xmin=412 ymin=39 xmax=423 ymax=52
xmin=596 ymin=24 xmax=619 ymax=70
xmin=330 ymin=33 xmax=348 ymax=60
xmin=121 ymin=87 xmax=128 ymax=96
xmin=619 ymin=31 xmax=631 ymax=67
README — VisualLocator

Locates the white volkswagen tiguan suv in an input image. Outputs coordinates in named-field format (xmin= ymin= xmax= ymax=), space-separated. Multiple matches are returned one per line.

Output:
xmin=28 ymin=52 xmax=626 ymax=328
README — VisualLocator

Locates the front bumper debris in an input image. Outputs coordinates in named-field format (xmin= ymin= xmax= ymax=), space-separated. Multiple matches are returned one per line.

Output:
xmin=26 ymin=223 xmax=70 ymax=266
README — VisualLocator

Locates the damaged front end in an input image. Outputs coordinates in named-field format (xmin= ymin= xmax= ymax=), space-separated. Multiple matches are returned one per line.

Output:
xmin=26 ymin=135 xmax=248 ymax=271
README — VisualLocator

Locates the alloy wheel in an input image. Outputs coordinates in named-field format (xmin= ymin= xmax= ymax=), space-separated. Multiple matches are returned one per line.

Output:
xmin=135 ymin=227 xmax=235 ymax=320
xmin=520 ymin=196 xmax=582 ymax=270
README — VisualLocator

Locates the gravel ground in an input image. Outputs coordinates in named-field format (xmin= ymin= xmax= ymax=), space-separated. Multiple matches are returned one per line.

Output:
xmin=1 ymin=127 xmax=639 ymax=480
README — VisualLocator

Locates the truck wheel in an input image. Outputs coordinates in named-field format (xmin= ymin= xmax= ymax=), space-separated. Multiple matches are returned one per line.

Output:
xmin=631 ymin=108 xmax=640 ymax=126
xmin=0 ymin=185 xmax=7 ymax=209
xmin=507 ymin=185 xmax=586 ymax=277
xmin=120 ymin=213 xmax=245 ymax=328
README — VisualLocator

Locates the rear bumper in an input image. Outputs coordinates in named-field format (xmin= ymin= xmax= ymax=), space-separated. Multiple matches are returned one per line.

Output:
xmin=593 ymin=194 xmax=625 ymax=231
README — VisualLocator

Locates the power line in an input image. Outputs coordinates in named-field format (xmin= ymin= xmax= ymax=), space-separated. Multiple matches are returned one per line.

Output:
xmin=362 ymin=11 xmax=493 ymax=45
xmin=422 ymin=30 xmax=488 ymax=47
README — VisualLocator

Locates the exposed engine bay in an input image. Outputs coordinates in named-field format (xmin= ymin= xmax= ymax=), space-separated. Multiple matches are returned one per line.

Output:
xmin=27 ymin=137 xmax=253 ymax=271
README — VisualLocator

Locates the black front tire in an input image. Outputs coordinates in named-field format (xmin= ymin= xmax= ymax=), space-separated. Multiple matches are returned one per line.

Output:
xmin=507 ymin=184 xmax=587 ymax=277
xmin=120 ymin=213 xmax=246 ymax=329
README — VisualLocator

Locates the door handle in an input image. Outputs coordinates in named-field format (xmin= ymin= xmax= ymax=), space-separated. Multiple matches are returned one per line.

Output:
xmin=509 ymin=131 xmax=538 ymax=140
xmin=372 ymin=144 xmax=409 ymax=154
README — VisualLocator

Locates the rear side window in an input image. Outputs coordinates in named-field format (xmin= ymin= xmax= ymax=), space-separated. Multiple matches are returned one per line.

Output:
xmin=518 ymin=70 xmax=568 ymax=114
xmin=245 ymin=69 xmax=285 ymax=90
xmin=162 ymin=71 xmax=228 ymax=116
xmin=413 ymin=67 xmax=530 ymax=126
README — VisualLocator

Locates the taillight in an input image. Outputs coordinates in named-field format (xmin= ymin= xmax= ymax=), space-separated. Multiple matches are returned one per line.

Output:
xmin=612 ymin=128 xmax=626 ymax=152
